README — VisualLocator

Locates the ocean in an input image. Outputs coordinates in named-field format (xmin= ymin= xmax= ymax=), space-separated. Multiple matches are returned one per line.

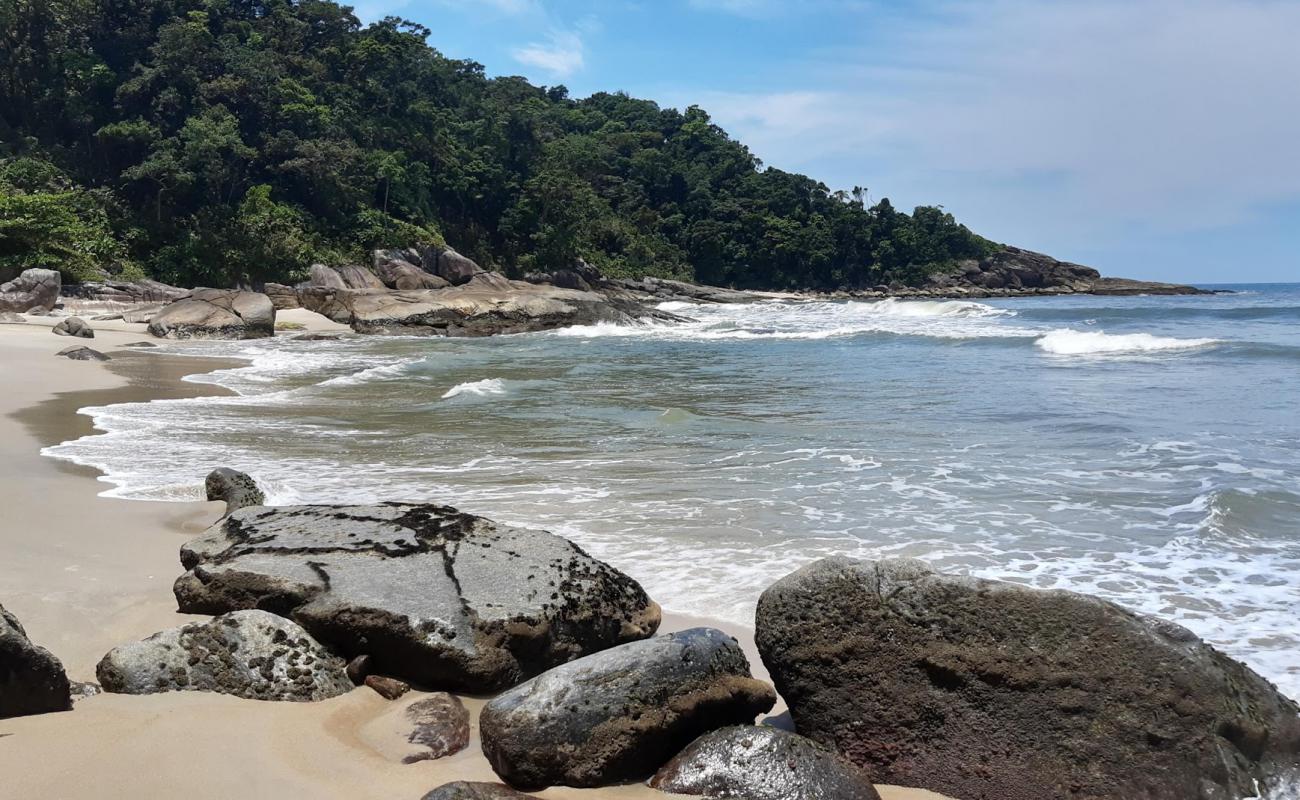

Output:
xmin=45 ymin=283 xmax=1300 ymax=699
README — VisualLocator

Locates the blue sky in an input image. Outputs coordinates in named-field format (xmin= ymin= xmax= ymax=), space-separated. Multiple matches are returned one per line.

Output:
xmin=353 ymin=0 xmax=1299 ymax=284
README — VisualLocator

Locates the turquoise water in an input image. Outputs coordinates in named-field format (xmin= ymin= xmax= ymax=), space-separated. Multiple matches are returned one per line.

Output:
xmin=47 ymin=284 xmax=1300 ymax=698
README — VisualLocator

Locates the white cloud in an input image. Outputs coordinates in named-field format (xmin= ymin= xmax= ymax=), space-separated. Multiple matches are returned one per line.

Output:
xmin=677 ymin=0 xmax=1300 ymax=251
xmin=512 ymin=29 xmax=586 ymax=78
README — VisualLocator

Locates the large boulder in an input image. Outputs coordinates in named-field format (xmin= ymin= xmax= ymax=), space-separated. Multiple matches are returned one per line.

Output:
xmin=52 ymin=316 xmax=93 ymax=338
xmin=148 ymin=288 xmax=274 ymax=339
xmin=421 ymin=783 xmax=531 ymax=800
xmin=62 ymin=279 xmax=187 ymax=304
xmin=372 ymin=249 xmax=451 ymax=290
xmin=204 ymin=467 xmax=265 ymax=516
xmin=335 ymin=264 xmax=387 ymax=290
xmin=173 ymin=503 xmax=660 ymax=692
xmin=0 ymin=268 xmax=60 ymax=313
xmin=649 ymin=726 xmax=881 ymax=800
xmin=418 ymin=246 xmax=484 ymax=286
xmin=263 ymin=282 xmax=300 ymax=310
xmin=95 ymin=610 xmax=352 ymax=702
xmin=306 ymin=263 xmax=348 ymax=289
xmin=0 ymin=603 xmax=72 ymax=718
xmin=56 ymin=345 xmax=110 ymax=361
xmin=298 ymin=281 xmax=638 ymax=337
xmin=755 ymin=557 xmax=1300 ymax=800
xmin=479 ymin=627 xmax=777 ymax=790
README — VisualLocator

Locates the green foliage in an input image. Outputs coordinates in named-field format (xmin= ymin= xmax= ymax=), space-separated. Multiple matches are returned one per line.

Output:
xmin=0 ymin=0 xmax=1000 ymax=289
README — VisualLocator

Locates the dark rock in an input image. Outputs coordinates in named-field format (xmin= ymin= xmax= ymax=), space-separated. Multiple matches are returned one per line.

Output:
xmin=610 ymin=276 xmax=766 ymax=304
xmin=0 ymin=268 xmax=60 ymax=313
xmin=924 ymin=247 xmax=1207 ymax=296
xmin=62 ymin=279 xmax=187 ymax=304
xmin=403 ymin=693 xmax=470 ymax=763
xmin=420 ymin=783 xmax=532 ymax=800
xmin=172 ymin=503 xmax=660 ymax=692
xmin=0 ymin=602 xmax=72 ymax=718
xmin=56 ymin=345 xmax=110 ymax=361
xmin=346 ymin=655 xmax=372 ymax=685
xmin=372 ymin=250 xmax=451 ymax=290
xmin=204 ymin=467 xmax=265 ymax=516
xmin=650 ymin=725 xmax=881 ymax=800
xmin=52 ymin=316 xmax=93 ymax=338
xmin=263 ymin=282 xmax=301 ymax=310
xmin=755 ymin=557 xmax=1300 ymax=800
xmin=425 ymin=246 xmax=484 ymax=286
xmin=148 ymin=288 xmax=275 ymax=339
xmin=479 ymin=627 xmax=776 ymax=790
xmin=335 ymin=264 xmax=387 ymax=290
xmin=121 ymin=341 xmax=158 ymax=348
xmin=95 ymin=609 xmax=353 ymax=702
xmin=365 ymin=674 xmax=410 ymax=700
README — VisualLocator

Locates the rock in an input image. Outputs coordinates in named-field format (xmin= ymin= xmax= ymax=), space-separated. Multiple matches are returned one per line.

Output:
xmin=420 ymin=783 xmax=532 ymax=800
xmin=0 ymin=268 xmax=60 ymax=313
xmin=479 ymin=627 xmax=776 ymax=790
xmin=204 ymin=467 xmax=265 ymax=516
xmin=0 ymin=311 xmax=24 ymax=323
xmin=649 ymin=726 xmax=881 ymax=800
xmin=173 ymin=503 xmax=660 ymax=692
xmin=0 ymin=602 xmax=72 ymax=718
xmin=924 ymin=247 xmax=1208 ymax=296
xmin=148 ymin=288 xmax=275 ymax=339
xmin=62 ymin=279 xmax=187 ymax=304
xmin=298 ymin=281 xmax=640 ymax=337
xmin=307 ymin=263 xmax=348 ymax=289
xmin=263 ymin=282 xmax=301 ymax=310
xmin=365 ymin=674 xmax=410 ymax=700
xmin=52 ymin=316 xmax=93 ymax=338
xmin=346 ymin=654 xmax=372 ymax=685
xmin=403 ymin=694 xmax=470 ymax=763
xmin=373 ymin=249 xmax=452 ymax=290
xmin=755 ymin=557 xmax=1300 ymax=800
xmin=56 ymin=345 xmax=110 ymax=361
xmin=120 ymin=306 xmax=160 ymax=324
xmin=334 ymin=264 xmax=387 ymax=290
xmin=424 ymin=246 xmax=484 ymax=285
xmin=610 ymin=276 xmax=766 ymax=304
xmin=95 ymin=610 xmax=353 ymax=702
xmin=121 ymin=341 xmax=158 ymax=348
xmin=69 ymin=681 xmax=102 ymax=702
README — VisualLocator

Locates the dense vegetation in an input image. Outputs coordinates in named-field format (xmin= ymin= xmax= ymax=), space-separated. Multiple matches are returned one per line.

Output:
xmin=0 ymin=0 xmax=1000 ymax=289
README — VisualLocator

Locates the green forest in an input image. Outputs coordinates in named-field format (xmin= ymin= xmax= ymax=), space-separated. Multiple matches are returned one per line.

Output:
xmin=0 ymin=0 xmax=1001 ymax=290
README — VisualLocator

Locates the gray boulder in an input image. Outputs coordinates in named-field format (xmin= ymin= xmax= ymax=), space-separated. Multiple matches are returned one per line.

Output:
xmin=0 ymin=268 xmax=60 ymax=313
xmin=403 ymin=694 xmax=471 ymax=763
xmin=52 ymin=316 xmax=93 ymax=338
xmin=263 ymin=282 xmax=300 ymax=310
xmin=307 ymin=263 xmax=348 ymax=289
xmin=421 ymin=783 xmax=532 ymax=800
xmin=755 ymin=557 xmax=1300 ymax=800
xmin=56 ymin=345 xmax=110 ymax=361
xmin=96 ymin=610 xmax=353 ymax=702
xmin=1 ymin=603 xmax=72 ymax=718
xmin=148 ymin=288 xmax=275 ymax=339
xmin=650 ymin=726 xmax=881 ymax=800
xmin=415 ymin=245 xmax=484 ymax=286
xmin=372 ymin=249 xmax=451 ymax=290
xmin=335 ymin=264 xmax=387 ymax=290
xmin=204 ymin=467 xmax=265 ymax=516
xmin=479 ymin=627 xmax=777 ymax=790
xmin=62 ymin=279 xmax=187 ymax=304
xmin=172 ymin=503 xmax=661 ymax=692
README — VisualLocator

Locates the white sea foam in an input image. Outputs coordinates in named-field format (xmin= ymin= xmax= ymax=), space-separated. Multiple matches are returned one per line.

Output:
xmin=1036 ymin=328 xmax=1220 ymax=355
xmin=441 ymin=378 xmax=508 ymax=398
xmin=316 ymin=360 xmax=416 ymax=387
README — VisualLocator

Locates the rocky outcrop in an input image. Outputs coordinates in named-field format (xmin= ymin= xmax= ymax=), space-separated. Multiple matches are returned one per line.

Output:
xmin=52 ymin=316 xmax=93 ymax=338
xmin=298 ymin=280 xmax=641 ymax=337
xmin=307 ymin=263 xmax=348 ymax=289
xmin=173 ymin=503 xmax=660 ymax=692
xmin=1 ymin=603 xmax=72 ymax=718
xmin=96 ymin=610 xmax=353 ymax=702
xmin=263 ymin=282 xmax=300 ymax=310
xmin=479 ymin=627 xmax=776 ymax=790
xmin=62 ymin=279 xmax=187 ymax=304
xmin=0 ymin=268 xmax=60 ymax=313
xmin=148 ymin=288 xmax=275 ymax=339
xmin=205 ymin=467 xmax=265 ymax=516
xmin=421 ymin=783 xmax=532 ymax=800
xmin=649 ymin=726 xmax=881 ymax=800
xmin=611 ymin=275 xmax=768 ymax=304
xmin=57 ymin=345 xmax=110 ymax=361
xmin=926 ymin=247 xmax=1207 ymax=296
xmin=755 ymin=557 xmax=1300 ymax=800
xmin=335 ymin=264 xmax=386 ymax=290
xmin=417 ymin=245 xmax=485 ymax=286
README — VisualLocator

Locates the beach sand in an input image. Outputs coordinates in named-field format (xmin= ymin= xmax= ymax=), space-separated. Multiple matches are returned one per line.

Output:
xmin=0 ymin=319 xmax=951 ymax=800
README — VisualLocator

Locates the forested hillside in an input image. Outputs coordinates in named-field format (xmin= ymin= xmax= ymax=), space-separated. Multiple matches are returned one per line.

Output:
xmin=0 ymin=0 xmax=1000 ymax=289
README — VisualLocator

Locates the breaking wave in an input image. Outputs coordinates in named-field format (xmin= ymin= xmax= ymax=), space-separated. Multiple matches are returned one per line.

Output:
xmin=1035 ymin=329 xmax=1221 ymax=356
xmin=442 ymin=378 xmax=508 ymax=399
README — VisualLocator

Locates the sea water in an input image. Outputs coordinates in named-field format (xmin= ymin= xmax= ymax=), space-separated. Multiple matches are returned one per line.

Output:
xmin=45 ymin=284 xmax=1300 ymax=699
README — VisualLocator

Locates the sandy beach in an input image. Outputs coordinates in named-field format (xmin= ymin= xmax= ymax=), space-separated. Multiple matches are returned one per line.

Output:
xmin=0 ymin=320 xmax=948 ymax=800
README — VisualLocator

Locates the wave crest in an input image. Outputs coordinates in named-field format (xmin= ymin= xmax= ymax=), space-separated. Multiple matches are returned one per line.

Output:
xmin=441 ymin=378 xmax=508 ymax=399
xmin=1035 ymin=329 xmax=1220 ymax=356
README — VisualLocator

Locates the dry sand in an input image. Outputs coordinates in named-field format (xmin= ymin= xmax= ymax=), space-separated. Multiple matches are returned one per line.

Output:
xmin=0 ymin=318 xmax=951 ymax=800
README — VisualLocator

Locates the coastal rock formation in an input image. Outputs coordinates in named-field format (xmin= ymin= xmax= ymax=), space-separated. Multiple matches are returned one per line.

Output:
xmin=372 ymin=250 xmax=451 ymax=290
xmin=52 ymin=316 xmax=93 ymax=338
xmin=95 ymin=610 xmax=353 ymax=701
xmin=56 ymin=345 xmax=110 ymax=361
xmin=611 ymin=275 xmax=767 ymax=304
xmin=61 ymin=279 xmax=187 ymax=304
xmin=263 ymin=282 xmax=300 ymax=310
xmin=335 ymin=264 xmax=387 ymax=290
xmin=307 ymin=263 xmax=348 ymax=289
xmin=297 ymin=280 xmax=639 ymax=336
xmin=205 ymin=467 xmax=265 ymax=516
xmin=1 ymin=602 xmax=72 ymax=718
xmin=926 ymin=247 xmax=1207 ymax=296
xmin=479 ymin=627 xmax=777 ymax=790
xmin=649 ymin=726 xmax=881 ymax=800
xmin=755 ymin=557 xmax=1300 ymax=800
xmin=416 ymin=245 xmax=485 ymax=286
xmin=148 ymin=288 xmax=275 ymax=339
xmin=421 ymin=783 xmax=532 ymax=800
xmin=173 ymin=503 xmax=660 ymax=692
xmin=0 ymin=268 xmax=60 ymax=313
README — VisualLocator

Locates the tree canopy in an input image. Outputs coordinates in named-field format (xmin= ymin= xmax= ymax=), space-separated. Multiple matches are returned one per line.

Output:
xmin=0 ymin=0 xmax=1000 ymax=288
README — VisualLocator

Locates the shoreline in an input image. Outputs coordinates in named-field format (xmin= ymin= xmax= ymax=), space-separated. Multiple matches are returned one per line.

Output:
xmin=0 ymin=321 xmax=947 ymax=799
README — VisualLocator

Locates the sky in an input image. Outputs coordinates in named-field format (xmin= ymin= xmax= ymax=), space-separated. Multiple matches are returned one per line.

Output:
xmin=350 ymin=0 xmax=1300 ymax=284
